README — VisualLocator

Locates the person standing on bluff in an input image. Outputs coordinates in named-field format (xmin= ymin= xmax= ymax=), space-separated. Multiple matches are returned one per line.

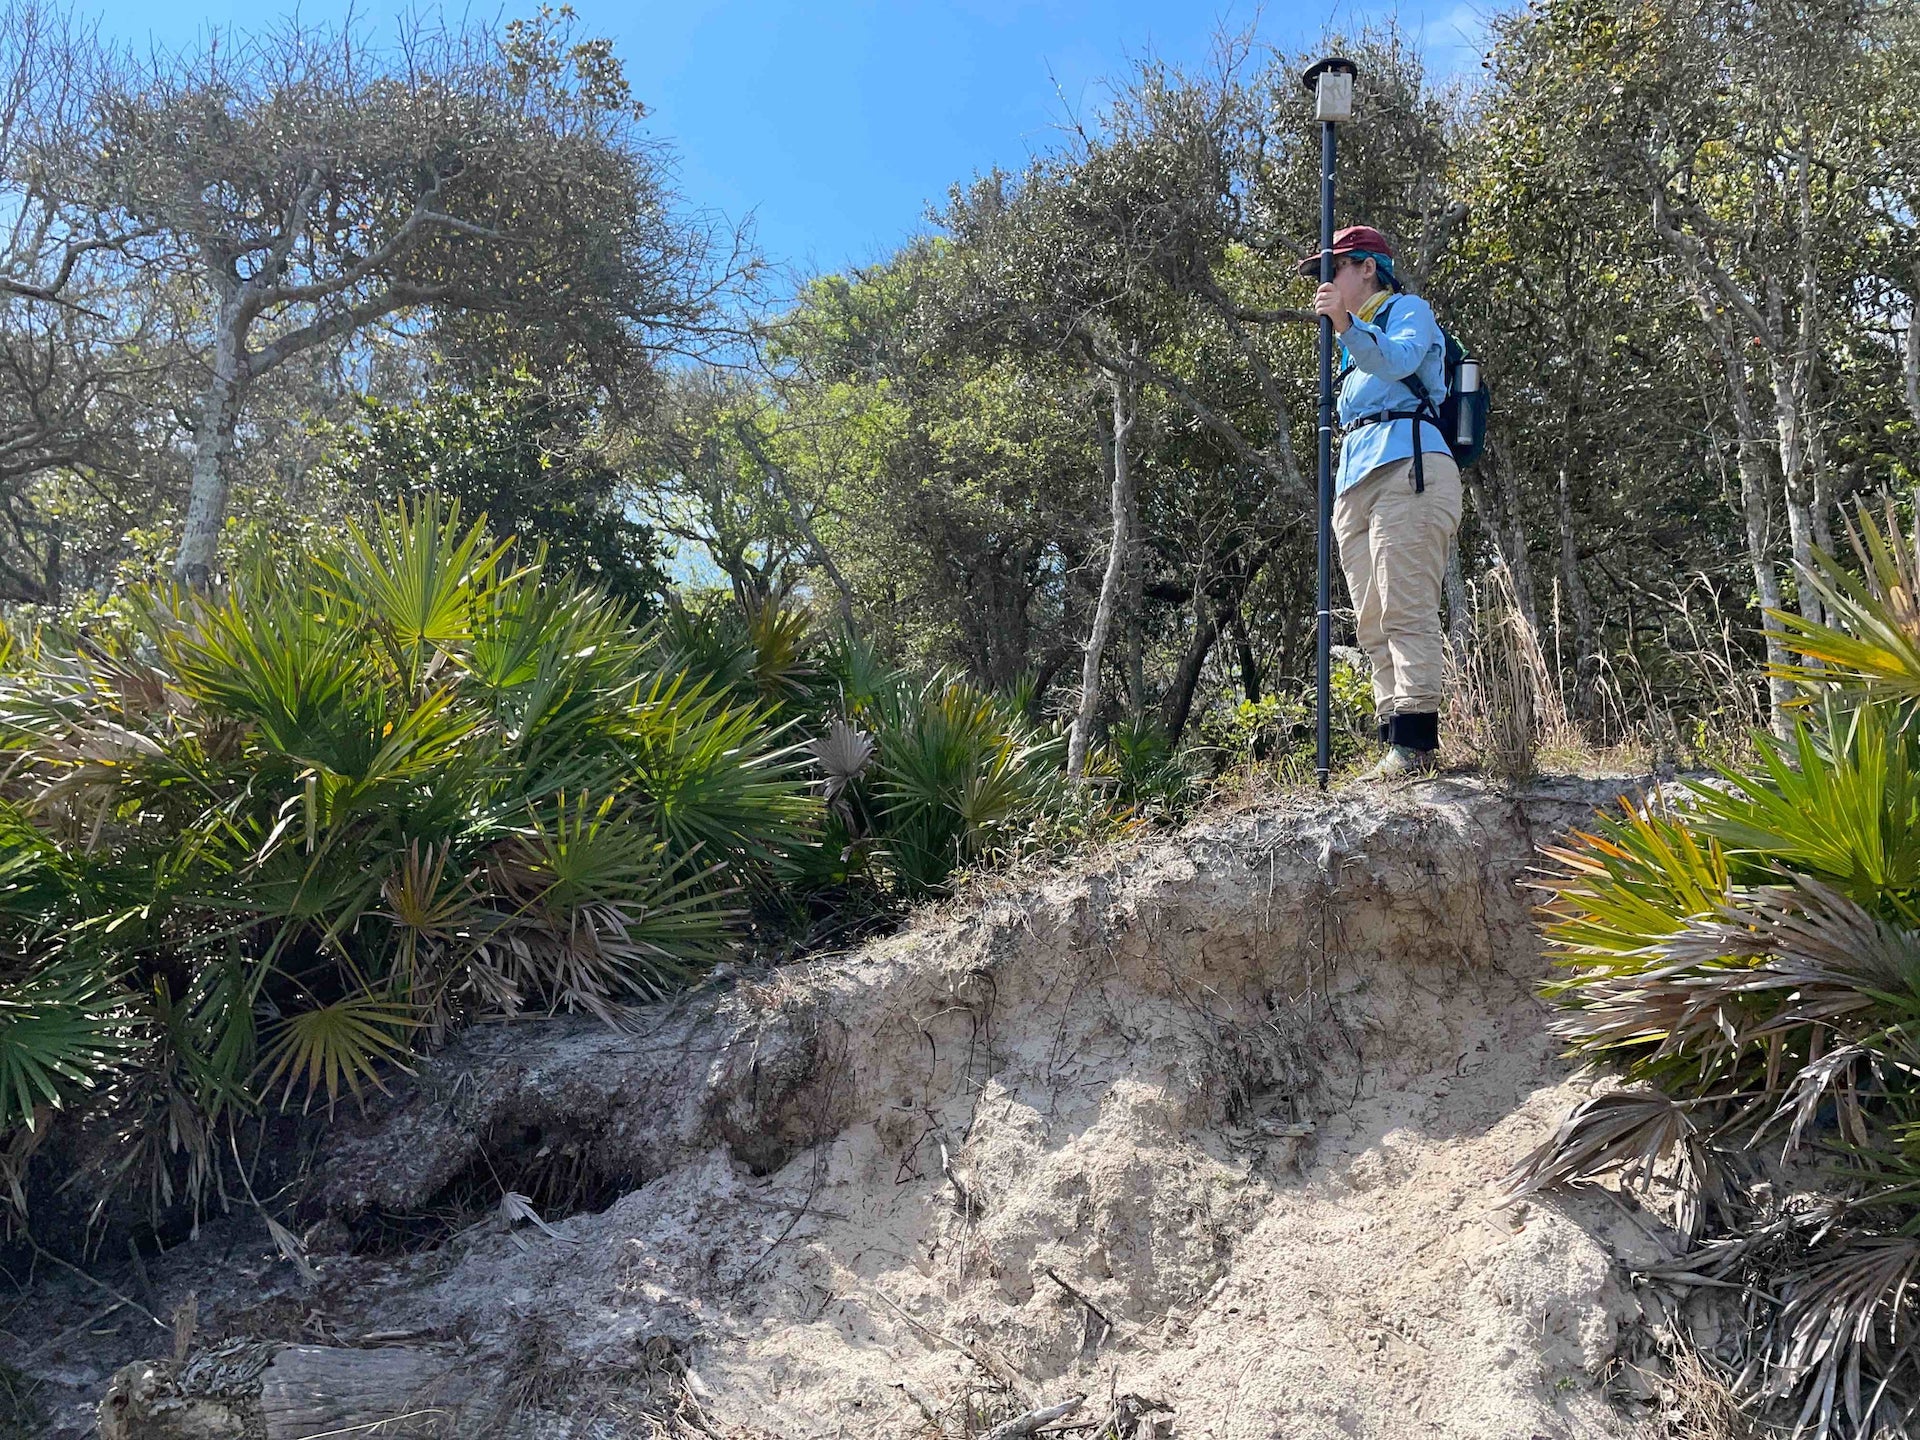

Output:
xmin=1300 ymin=225 xmax=1461 ymax=781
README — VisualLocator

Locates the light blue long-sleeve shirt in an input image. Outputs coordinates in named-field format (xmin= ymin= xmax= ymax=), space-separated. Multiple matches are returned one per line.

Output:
xmin=1335 ymin=293 xmax=1450 ymax=494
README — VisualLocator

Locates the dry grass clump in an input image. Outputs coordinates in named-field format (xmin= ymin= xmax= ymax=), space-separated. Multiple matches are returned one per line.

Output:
xmin=1447 ymin=560 xmax=1579 ymax=779
xmin=507 ymin=1328 xmax=767 ymax=1438
xmin=1641 ymin=1345 xmax=1770 ymax=1440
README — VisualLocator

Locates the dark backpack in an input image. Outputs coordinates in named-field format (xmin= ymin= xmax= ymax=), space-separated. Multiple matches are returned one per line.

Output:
xmin=1345 ymin=296 xmax=1488 ymax=470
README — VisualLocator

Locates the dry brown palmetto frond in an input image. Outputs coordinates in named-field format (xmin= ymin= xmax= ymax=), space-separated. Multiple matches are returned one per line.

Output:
xmin=1762 ymin=1235 xmax=1920 ymax=1440
xmin=1638 ymin=1206 xmax=1920 ymax=1440
xmin=1503 ymin=1088 xmax=1729 ymax=1238
xmin=1520 ymin=880 xmax=1920 ymax=1252
xmin=1547 ymin=879 xmax=1920 ymax=1106
xmin=1662 ymin=879 xmax=1920 ymax=1002
xmin=480 ymin=898 xmax=698 ymax=1024
xmin=807 ymin=717 xmax=875 ymax=827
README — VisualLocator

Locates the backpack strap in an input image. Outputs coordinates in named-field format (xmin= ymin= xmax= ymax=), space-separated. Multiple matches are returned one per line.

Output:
xmin=1402 ymin=368 xmax=1438 ymax=494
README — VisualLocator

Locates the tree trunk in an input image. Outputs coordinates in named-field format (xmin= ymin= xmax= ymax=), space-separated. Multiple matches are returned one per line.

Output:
xmin=1067 ymin=372 xmax=1136 ymax=781
xmin=1444 ymin=541 xmax=1469 ymax=651
xmin=1555 ymin=463 xmax=1597 ymax=720
xmin=42 ymin=527 xmax=61 ymax=608
xmin=1735 ymin=434 xmax=1793 ymax=739
xmin=1160 ymin=595 xmax=1218 ymax=744
xmin=1769 ymin=346 xmax=1820 ymax=628
xmin=1792 ymin=145 xmax=1833 ymax=572
xmin=1474 ymin=439 xmax=1536 ymax=628
xmin=1906 ymin=278 xmax=1920 ymax=434
xmin=1691 ymin=296 xmax=1794 ymax=738
xmin=1125 ymin=510 xmax=1145 ymax=716
xmin=1808 ymin=376 xmax=1834 ymax=561
xmin=1275 ymin=575 xmax=1304 ymax=685
xmin=1231 ymin=609 xmax=1261 ymax=702
xmin=1028 ymin=645 xmax=1071 ymax=721
xmin=173 ymin=310 xmax=246 ymax=588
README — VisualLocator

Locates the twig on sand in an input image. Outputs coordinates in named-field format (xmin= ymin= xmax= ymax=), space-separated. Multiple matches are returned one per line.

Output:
xmin=981 ymin=1394 xmax=1086 ymax=1439
xmin=938 ymin=1137 xmax=982 ymax=1218
xmin=26 ymin=1237 xmax=165 ymax=1330
xmin=1042 ymin=1265 xmax=1114 ymax=1348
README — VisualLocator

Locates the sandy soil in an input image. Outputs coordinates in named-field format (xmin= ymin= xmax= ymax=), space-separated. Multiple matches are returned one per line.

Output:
xmin=19 ymin=777 xmax=1684 ymax=1439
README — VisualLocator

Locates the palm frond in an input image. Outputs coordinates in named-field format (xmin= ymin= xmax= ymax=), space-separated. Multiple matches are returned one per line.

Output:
xmin=1773 ymin=497 xmax=1920 ymax=699
xmin=1501 ymin=1087 xmax=1728 ymax=1238
xmin=257 ymin=995 xmax=422 ymax=1114
xmin=0 ymin=959 xmax=128 ymax=1132
xmin=1764 ymin=1234 xmax=1920 ymax=1440
xmin=329 ymin=494 xmax=513 ymax=674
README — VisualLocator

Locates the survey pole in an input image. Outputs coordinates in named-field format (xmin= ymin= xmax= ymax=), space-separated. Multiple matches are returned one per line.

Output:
xmin=1302 ymin=57 xmax=1356 ymax=791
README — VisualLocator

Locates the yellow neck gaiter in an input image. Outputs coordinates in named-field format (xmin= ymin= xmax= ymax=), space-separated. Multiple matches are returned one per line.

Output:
xmin=1356 ymin=288 xmax=1391 ymax=324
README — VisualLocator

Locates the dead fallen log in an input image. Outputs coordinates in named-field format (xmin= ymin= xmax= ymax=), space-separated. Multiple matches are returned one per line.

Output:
xmin=98 ymin=1338 xmax=503 ymax=1440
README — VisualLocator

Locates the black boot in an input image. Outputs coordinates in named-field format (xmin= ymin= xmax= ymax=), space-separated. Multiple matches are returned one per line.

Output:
xmin=1364 ymin=712 xmax=1440 ymax=781
xmin=1387 ymin=712 xmax=1439 ymax=753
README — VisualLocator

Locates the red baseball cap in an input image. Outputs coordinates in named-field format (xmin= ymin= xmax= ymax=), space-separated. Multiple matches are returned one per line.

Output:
xmin=1295 ymin=225 xmax=1395 ymax=276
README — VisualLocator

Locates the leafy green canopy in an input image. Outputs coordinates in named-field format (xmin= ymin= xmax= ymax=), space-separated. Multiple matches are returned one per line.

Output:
xmin=312 ymin=377 xmax=671 ymax=612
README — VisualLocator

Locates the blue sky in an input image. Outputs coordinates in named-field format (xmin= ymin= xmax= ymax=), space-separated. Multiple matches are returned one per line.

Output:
xmin=84 ymin=0 xmax=1491 ymax=280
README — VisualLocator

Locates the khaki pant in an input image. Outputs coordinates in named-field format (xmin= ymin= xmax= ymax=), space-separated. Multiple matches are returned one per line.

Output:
xmin=1333 ymin=452 xmax=1463 ymax=720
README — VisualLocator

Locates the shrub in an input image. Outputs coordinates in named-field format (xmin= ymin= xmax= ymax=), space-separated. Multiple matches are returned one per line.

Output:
xmin=856 ymin=673 xmax=1066 ymax=897
xmin=0 ymin=499 xmax=814 ymax=1218
xmin=1097 ymin=714 xmax=1199 ymax=819
xmin=1196 ymin=660 xmax=1372 ymax=778
xmin=1506 ymin=501 xmax=1920 ymax=1437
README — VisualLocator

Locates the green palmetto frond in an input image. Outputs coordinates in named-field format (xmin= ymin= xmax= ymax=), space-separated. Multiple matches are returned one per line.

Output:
xmin=165 ymin=578 xmax=387 ymax=768
xmin=0 ymin=959 xmax=128 ymax=1131
xmin=329 ymin=495 xmax=514 ymax=672
xmin=655 ymin=593 xmax=756 ymax=696
xmin=377 ymin=841 xmax=490 ymax=1043
xmin=257 ymin=995 xmax=422 ymax=1114
xmin=380 ymin=841 xmax=483 ymax=945
xmin=742 ymin=598 xmax=817 ymax=707
xmin=1683 ymin=701 xmax=1920 ymax=924
xmin=865 ymin=674 xmax=1063 ymax=895
xmin=1539 ymin=871 xmax=1920 ymax=1143
xmin=1535 ymin=794 xmax=1732 ymax=965
xmin=1522 ymin=499 xmax=1920 ymax=1434
xmin=1550 ymin=881 xmax=1920 ymax=1061
xmin=1772 ymin=498 xmax=1920 ymax=698
xmin=467 ymin=565 xmax=643 ymax=742
xmin=0 ymin=492 xmax=839 ymax=1229
xmin=490 ymin=793 xmax=735 ymax=1001
xmin=618 ymin=672 xmax=816 ymax=869
xmin=0 ymin=801 xmax=87 ymax=924
xmin=819 ymin=626 xmax=903 ymax=713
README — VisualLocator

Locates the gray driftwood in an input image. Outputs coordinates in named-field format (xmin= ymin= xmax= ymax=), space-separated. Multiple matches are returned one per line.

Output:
xmin=98 ymin=1338 xmax=502 ymax=1440
xmin=980 ymin=1394 xmax=1086 ymax=1440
